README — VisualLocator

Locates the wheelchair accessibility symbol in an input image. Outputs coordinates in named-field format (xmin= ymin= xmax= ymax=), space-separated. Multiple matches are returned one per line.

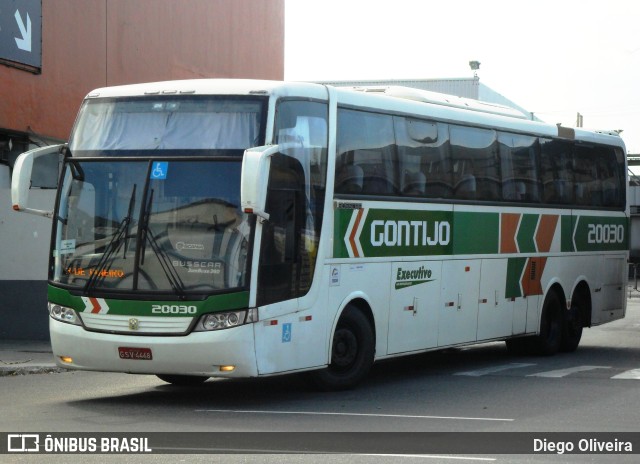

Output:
xmin=150 ymin=162 xmax=168 ymax=180
xmin=282 ymin=323 xmax=292 ymax=343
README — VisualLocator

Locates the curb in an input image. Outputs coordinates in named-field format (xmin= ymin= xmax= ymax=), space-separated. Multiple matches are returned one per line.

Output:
xmin=0 ymin=365 xmax=68 ymax=376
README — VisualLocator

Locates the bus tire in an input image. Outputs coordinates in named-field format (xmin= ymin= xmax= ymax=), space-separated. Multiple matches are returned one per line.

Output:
xmin=560 ymin=302 xmax=583 ymax=352
xmin=156 ymin=374 xmax=209 ymax=386
xmin=531 ymin=290 xmax=562 ymax=356
xmin=505 ymin=337 xmax=533 ymax=355
xmin=308 ymin=306 xmax=375 ymax=391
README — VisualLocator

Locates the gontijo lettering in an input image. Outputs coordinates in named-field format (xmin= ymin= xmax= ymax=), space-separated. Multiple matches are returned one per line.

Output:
xmin=371 ymin=220 xmax=450 ymax=247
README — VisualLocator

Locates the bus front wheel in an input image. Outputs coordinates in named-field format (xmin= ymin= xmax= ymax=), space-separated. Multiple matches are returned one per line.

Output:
xmin=308 ymin=306 xmax=375 ymax=391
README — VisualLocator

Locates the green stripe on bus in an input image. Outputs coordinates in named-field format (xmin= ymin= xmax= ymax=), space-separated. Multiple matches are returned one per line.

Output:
xmin=333 ymin=208 xmax=354 ymax=258
xmin=561 ymin=215 xmax=575 ymax=252
xmin=333 ymin=208 xmax=627 ymax=258
xmin=452 ymin=212 xmax=499 ymax=255
xmin=47 ymin=285 xmax=250 ymax=316
xmin=516 ymin=214 xmax=538 ymax=253
xmin=572 ymin=215 xmax=628 ymax=252
xmin=505 ymin=257 xmax=527 ymax=299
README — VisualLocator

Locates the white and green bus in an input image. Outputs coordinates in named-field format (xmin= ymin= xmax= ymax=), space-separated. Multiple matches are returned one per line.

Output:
xmin=12 ymin=80 xmax=628 ymax=389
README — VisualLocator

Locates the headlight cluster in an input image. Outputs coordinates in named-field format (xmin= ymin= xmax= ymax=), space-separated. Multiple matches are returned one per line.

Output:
xmin=194 ymin=308 xmax=258 ymax=332
xmin=48 ymin=303 xmax=82 ymax=326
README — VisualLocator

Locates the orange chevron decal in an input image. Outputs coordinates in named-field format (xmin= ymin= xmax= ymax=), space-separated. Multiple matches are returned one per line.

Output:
xmin=500 ymin=213 xmax=520 ymax=253
xmin=521 ymin=257 xmax=547 ymax=296
xmin=89 ymin=297 xmax=101 ymax=314
xmin=349 ymin=209 xmax=364 ymax=258
xmin=535 ymin=215 xmax=559 ymax=253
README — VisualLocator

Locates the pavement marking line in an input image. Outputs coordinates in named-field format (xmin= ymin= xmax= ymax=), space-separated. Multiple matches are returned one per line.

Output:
xmin=195 ymin=409 xmax=514 ymax=422
xmin=527 ymin=365 xmax=610 ymax=378
xmin=151 ymin=449 xmax=495 ymax=460
xmin=612 ymin=368 xmax=640 ymax=380
xmin=361 ymin=454 xmax=495 ymax=461
xmin=454 ymin=363 xmax=536 ymax=377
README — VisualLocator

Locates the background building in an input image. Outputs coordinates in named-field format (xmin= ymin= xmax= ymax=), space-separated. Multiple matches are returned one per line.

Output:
xmin=0 ymin=0 xmax=284 ymax=340
xmin=316 ymin=76 xmax=534 ymax=120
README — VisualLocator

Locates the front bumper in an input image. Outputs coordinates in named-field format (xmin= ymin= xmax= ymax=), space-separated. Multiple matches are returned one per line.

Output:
xmin=49 ymin=317 xmax=258 ymax=377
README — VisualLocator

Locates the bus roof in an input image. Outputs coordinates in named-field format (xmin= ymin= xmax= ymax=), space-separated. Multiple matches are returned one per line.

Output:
xmin=83 ymin=79 xmax=328 ymax=100
xmin=82 ymin=79 xmax=626 ymax=151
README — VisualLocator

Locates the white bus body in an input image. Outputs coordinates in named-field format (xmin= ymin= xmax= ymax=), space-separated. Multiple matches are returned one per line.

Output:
xmin=11 ymin=80 xmax=628 ymax=389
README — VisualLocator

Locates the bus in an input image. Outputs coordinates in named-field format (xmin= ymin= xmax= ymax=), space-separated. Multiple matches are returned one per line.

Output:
xmin=11 ymin=80 xmax=629 ymax=390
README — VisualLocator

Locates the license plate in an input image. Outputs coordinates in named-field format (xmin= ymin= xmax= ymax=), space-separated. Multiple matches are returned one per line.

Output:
xmin=118 ymin=347 xmax=153 ymax=360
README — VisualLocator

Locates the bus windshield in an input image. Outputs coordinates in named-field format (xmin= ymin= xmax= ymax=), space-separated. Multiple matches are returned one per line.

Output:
xmin=52 ymin=159 xmax=251 ymax=296
xmin=50 ymin=95 xmax=266 ymax=296
xmin=69 ymin=96 xmax=265 ymax=156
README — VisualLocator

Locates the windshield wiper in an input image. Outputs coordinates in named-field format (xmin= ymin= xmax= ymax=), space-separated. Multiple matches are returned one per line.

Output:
xmin=82 ymin=184 xmax=136 ymax=294
xmin=68 ymin=159 xmax=84 ymax=181
xmin=140 ymin=227 xmax=187 ymax=298
xmin=135 ymin=188 xmax=187 ymax=298
xmin=138 ymin=188 xmax=154 ymax=267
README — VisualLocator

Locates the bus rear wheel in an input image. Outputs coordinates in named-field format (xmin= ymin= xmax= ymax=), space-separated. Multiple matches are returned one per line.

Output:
xmin=156 ymin=374 xmax=209 ymax=386
xmin=531 ymin=290 xmax=563 ymax=356
xmin=560 ymin=302 xmax=583 ymax=352
xmin=308 ymin=306 xmax=375 ymax=391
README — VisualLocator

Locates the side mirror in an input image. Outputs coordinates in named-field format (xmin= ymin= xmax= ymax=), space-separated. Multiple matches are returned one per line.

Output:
xmin=241 ymin=145 xmax=282 ymax=221
xmin=11 ymin=144 xmax=64 ymax=218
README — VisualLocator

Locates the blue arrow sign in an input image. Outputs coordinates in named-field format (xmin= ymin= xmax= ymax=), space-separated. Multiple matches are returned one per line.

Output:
xmin=14 ymin=9 xmax=31 ymax=52
xmin=0 ymin=0 xmax=42 ymax=71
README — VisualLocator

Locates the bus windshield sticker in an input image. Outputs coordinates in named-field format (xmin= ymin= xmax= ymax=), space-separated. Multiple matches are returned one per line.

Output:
xmin=59 ymin=239 xmax=76 ymax=255
xmin=150 ymin=161 xmax=168 ymax=180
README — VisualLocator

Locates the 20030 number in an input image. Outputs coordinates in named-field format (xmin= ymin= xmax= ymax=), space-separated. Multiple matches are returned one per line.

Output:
xmin=151 ymin=304 xmax=197 ymax=314
xmin=587 ymin=223 xmax=624 ymax=244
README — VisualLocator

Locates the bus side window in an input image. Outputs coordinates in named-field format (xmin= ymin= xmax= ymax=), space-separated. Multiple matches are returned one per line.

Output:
xmin=601 ymin=147 xmax=624 ymax=207
xmin=450 ymin=125 xmax=499 ymax=201
xmin=573 ymin=145 xmax=596 ymax=207
xmin=395 ymin=117 xmax=451 ymax=199
xmin=498 ymin=132 xmax=540 ymax=203
xmin=257 ymin=154 xmax=306 ymax=306
xmin=336 ymin=108 xmax=398 ymax=196
xmin=335 ymin=156 xmax=364 ymax=194
xmin=540 ymin=139 xmax=574 ymax=205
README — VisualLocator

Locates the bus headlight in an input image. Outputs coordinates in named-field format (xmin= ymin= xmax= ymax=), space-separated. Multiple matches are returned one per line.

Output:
xmin=195 ymin=308 xmax=258 ymax=332
xmin=48 ymin=303 xmax=81 ymax=326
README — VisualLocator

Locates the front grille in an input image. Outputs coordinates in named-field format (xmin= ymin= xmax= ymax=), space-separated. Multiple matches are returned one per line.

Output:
xmin=80 ymin=313 xmax=193 ymax=334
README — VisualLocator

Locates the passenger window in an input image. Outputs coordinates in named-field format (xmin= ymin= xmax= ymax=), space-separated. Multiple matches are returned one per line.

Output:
xmin=450 ymin=125 xmax=500 ymax=201
xmin=599 ymin=147 xmax=624 ymax=207
xmin=336 ymin=109 xmax=398 ymax=196
xmin=573 ymin=145 xmax=599 ymax=207
xmin=540 ymin=139 xmax=574 ymax=204
xmin=395 ymin=117 xmax=452 ymax=198
xmin=498 ymin=132 xmax=540 ymax=202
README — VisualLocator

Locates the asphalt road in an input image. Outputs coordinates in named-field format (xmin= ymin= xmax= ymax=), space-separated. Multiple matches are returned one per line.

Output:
xmin=2 ymin=295 xmax=640 ymax=463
